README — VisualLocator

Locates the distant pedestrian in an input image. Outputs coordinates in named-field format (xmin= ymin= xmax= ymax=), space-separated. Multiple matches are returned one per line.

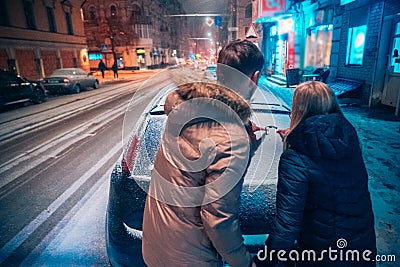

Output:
xmin=98 ymin=59 xmax=106 ymax=78
xmin=254 ymin=81 xmax=376 ymax=267
xmin=112 ymin=62 xmax=118 ymax=78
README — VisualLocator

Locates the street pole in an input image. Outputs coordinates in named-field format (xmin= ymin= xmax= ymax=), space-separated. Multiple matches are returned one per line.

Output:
xmin=110 ymin=35 xmax=117 ymax=65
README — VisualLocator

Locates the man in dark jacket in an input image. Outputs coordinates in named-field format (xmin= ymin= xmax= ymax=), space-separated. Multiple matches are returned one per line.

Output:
xmin=98 ymin=59 xmax=106 ymax=78
xmin=254 ymin=81 xmax=376 ymax=267
xmin=142 ymin=40 xmax=264 ymax=267
xmin=111 ymin=61 xmax=118 ymax=78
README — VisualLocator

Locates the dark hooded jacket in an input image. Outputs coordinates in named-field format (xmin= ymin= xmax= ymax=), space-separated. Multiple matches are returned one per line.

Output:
xmin=257 ymin=113 xmax=376 ymax=266
xmin=142 ymin=82 xmax=254 ymax=267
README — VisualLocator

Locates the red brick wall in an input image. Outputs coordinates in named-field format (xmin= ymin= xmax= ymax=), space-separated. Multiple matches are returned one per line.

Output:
xmin=41 ymin=50 xmax=58 ymax=76
xmin=61 ymin=50 xmax=74 ymax=68
xmin=16 ymin=49 xmax=38 ymax=80
xmin=0 ymin=49 xmax=8 ymax=70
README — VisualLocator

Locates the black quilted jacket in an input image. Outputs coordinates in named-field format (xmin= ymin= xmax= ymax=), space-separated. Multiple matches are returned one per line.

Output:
xmin=257 ymin=113 xmax=376 ymax=267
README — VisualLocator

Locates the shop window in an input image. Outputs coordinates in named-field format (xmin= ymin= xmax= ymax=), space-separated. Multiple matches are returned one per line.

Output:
xmin=389 ymin=22 xmax=400 ymax=73
xmin=346 ymin=25 xmax=367 ymax=65
xmin=245 ymin=4 xmax=252 ymax=18
xmin=46 ymin=6 xmax=57 ymax=33
xmin=23 ymin=0 xmax=36 ymax=29
xmin=305 ymin=25 xmax=333 ymax=68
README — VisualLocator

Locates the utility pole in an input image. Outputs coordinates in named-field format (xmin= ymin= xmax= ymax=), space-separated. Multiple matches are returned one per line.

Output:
xmin=110 ymin=34 xmax=117 ymax=65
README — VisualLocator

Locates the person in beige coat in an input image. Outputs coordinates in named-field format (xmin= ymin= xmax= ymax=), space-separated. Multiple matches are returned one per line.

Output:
xmin=142 ymin=40 xmax=265 ymax=267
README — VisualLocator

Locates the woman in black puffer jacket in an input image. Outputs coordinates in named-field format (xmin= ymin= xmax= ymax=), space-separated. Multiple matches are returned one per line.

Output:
xmin=254 ymin=81 xmax=376 ymax=267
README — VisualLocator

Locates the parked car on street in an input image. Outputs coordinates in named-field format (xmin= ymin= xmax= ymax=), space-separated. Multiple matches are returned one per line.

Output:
xmin=43 ymin=68 xmax=99 ymax=94
xmin=204 ymin=64 xmax=217 ymax=80
xmin=105 ymin=84 xmax=291 ymax=266
xmin=0 ymin=69 xmax=46 ymax=107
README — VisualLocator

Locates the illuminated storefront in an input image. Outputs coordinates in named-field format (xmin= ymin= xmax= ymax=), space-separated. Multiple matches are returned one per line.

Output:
xmin=256 ymin=1 xmax=334 ymax=77
xmin=257 ymin=15 xmax=296 ymax=76
xmin=136 ymin=48 xmax=146 ymax=69
xmin=304 ymin=9 xmax=333 ymax=69
xmin=271 ymin=16 xmax=296 ymax=75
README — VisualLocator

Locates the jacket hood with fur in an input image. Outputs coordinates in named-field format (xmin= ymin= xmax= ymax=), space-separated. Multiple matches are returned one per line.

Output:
xmin=164 ymin=82 xmax=252 ymax=124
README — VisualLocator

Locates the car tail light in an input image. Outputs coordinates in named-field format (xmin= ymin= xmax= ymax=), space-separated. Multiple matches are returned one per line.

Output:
xmin=121 ymin=135 xmax=140 ymax=174
xmin=63 ymin=78 xmax=70 ymax=83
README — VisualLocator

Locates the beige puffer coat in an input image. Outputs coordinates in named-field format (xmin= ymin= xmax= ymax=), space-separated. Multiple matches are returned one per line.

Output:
xmin=142 ymin=82 xmax=253 ymax=267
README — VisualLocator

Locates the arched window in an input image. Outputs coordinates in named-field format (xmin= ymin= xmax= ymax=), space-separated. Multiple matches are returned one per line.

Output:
xmin=130 ymin=4 xmax=141 ymax=24
xmin=245 ymin=4 xmax=252 ymax=18
xmin=110 ymin=5 xmax=117 ymax=18
xmin=89 ymin=6 xmax=96 ymax=20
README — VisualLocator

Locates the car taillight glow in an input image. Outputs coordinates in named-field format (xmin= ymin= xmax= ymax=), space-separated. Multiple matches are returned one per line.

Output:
xmin=121 ymin=135 xmax=140 ymax=174
xmin=63 ymin=78 xmax=70 ymax=83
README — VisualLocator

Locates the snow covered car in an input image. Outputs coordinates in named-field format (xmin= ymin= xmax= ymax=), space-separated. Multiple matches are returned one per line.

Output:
xmin=106 ymin=84 xmax=290 ymax=266
xmin=43 ymin=68 xmax=99 ymax=94
xmin=0 ymin=69 xmax=46 ymax=107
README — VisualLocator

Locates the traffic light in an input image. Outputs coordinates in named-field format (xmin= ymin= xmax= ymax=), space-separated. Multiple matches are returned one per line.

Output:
xmin=214 ymin=16 xmax=222 ymax=27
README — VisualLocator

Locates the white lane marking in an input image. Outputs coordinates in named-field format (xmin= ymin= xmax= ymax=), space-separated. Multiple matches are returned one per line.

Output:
xmin=0 ymin=102 xmax=125 ymax=189
xmin=20 ymin=166 xmax=113 ymax=266
xmin=0 ymin=142 xmax=121 ymax=264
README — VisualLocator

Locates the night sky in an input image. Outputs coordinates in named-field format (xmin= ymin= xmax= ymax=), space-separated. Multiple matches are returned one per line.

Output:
xmin=179 ymin=0 xmax=230 ymax=14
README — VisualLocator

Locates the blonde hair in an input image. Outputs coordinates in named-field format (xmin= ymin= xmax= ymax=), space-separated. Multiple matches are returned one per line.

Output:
xmin=284 ymin=81 xmax=342 ymax=148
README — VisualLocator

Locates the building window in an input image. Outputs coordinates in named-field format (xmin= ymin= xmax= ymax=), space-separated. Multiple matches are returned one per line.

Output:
xmin=130 ymin=4 xmax=141 ymax=24
xmin=389 ymin=22 xmax=400 ymax=73
xmin=46 ymin=6 xmax=57 ymax=33
xmin=65 ymin=12 xmax=74 ymax=35
xmin=305 ymin=25 xmax=333 ymax=68
xmin=88 ymin=6 xmax=96 ymax=20
xmin=23 ymin=0 xmax=36 ymax=29
xmin=346 ymin=25 xmax=367 ymax=65
xmin=133 ymin=24 xmax=151 ymax=39
xmin=0 ymin=0 xmax=10 ymax=26
xmin=245 ymin=4 xmax=252 ymax=18
xmin=110 ymin=5 xmax=117 ymax=18
xmin=244 ymin=26 xmax=249 ymax=35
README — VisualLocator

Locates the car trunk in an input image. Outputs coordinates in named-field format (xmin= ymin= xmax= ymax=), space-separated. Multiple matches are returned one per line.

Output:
xmin=126 ymin=105 xmax=289 ymax=235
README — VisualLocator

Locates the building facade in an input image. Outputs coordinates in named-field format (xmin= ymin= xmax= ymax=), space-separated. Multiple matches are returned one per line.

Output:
xmin=0 ymin=0 xmax=89 ymax=80
xmin=330 ymin=0 xmax=400 ymax=110
xmin=253 ymin=0 xmax=400 ymax=111
xmin=81 ymin=0 xmax=189 ymax=70
xmin=237 ymin=0 xmax=256 ymax=41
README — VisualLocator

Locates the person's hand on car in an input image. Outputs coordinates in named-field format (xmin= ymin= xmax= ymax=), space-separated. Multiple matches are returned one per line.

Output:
xmin=277 ymin=128 xmax=289 ymax=142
